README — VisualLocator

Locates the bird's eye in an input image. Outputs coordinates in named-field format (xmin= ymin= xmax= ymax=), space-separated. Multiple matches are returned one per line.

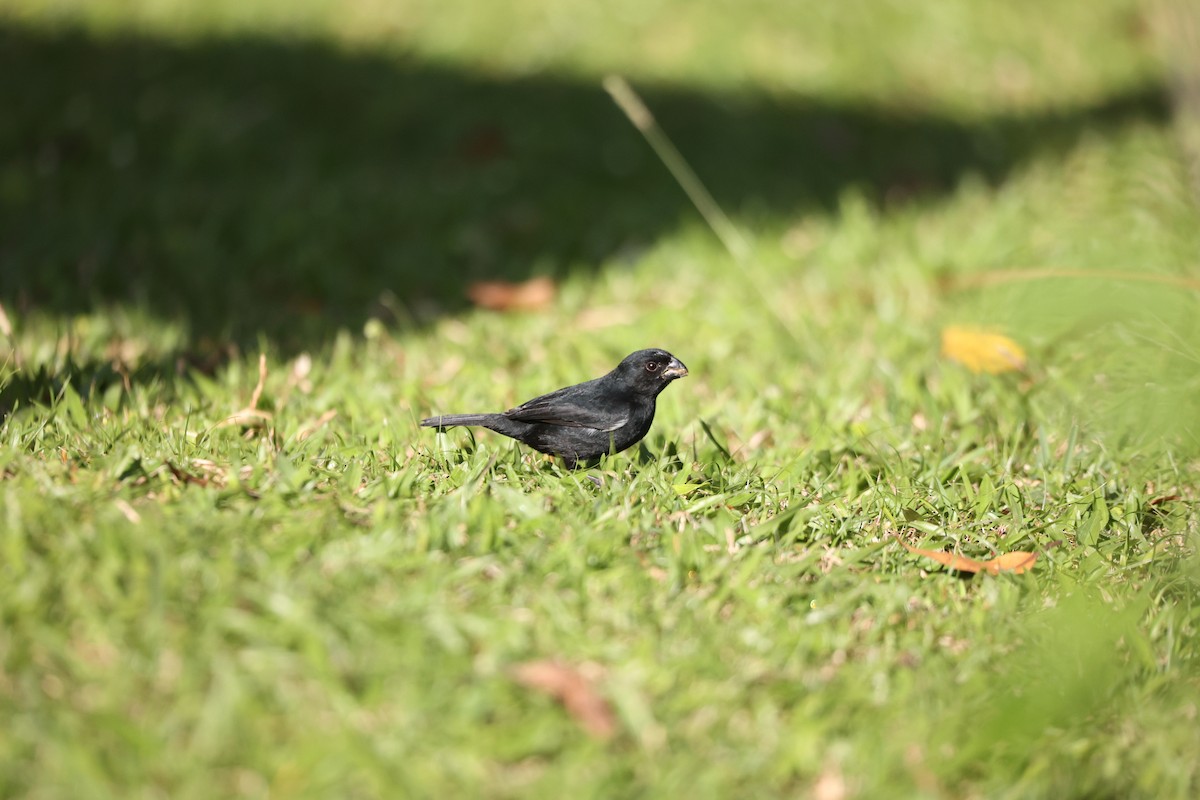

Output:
xmin=645 ymin=361 xmax=659 ymax=372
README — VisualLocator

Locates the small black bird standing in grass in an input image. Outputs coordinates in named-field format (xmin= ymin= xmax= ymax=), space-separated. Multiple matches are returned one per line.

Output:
xmin=421 ymin=348 xmax=688 ymax=467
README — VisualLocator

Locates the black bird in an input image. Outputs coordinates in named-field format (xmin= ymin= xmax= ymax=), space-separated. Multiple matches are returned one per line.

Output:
xmin=421 ymin=348 xmax=688 ymax=467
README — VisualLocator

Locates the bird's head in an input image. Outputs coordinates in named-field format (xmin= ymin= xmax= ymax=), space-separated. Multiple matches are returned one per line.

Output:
xmin=616 ymin=348 xmax=689 ymax=396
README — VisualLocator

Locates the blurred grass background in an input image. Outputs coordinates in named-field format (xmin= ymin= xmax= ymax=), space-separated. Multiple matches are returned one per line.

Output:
xmin=1 ymin=1 xmax=1199 ymax=798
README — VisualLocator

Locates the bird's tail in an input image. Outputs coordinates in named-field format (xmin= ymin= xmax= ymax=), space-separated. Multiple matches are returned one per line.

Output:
xmin=420 ymin=413 xmax=495 ymax=429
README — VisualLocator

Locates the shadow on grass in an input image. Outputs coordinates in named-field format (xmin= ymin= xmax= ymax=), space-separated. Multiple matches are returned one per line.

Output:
xmin=0 ymin=23 xmax=1170 ymax=353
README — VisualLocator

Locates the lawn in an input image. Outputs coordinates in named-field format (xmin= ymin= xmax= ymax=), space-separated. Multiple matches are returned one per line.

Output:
xmin=1 ymin=0 xmax=1199 ymax=797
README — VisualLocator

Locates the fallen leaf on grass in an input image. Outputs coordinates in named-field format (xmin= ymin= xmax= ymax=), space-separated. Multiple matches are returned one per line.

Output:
xmin=813 ymin=765 xmax=849 ymax=800
xmin=296 ymin=409 xmax=338 ymax=442
xmin=895 ymin=536 xmax=1037 ymax=575
xmin=634 ymin=550 xmax=668 ymax=583
xmin=575 ymin=305 xmax=635 ymax=330
xmin=166 ymin=462 xmax=210 ymax=487
xmin=220 ymin=409 xmax=272 ymax=428
xmin=467 ymin=276 xmax=556 ymax=312
xmin=941 ymin=326 xmax=1026 ymax=374
xmin=218 ymin=353 xmax=273 ymax=429
xmin=458 ymin=124 xmax=508 ymax=164
xmin=512 ymin=659 xmax=616 ymax=739
xmin=0 ymin=300 xmax=19 ymax=369
xmin=114 ymin=499 xmax=141 ymax=524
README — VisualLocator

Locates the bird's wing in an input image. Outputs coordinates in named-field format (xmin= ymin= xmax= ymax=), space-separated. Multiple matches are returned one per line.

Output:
xmin=503 ymin=385 xmax=630 ymax=431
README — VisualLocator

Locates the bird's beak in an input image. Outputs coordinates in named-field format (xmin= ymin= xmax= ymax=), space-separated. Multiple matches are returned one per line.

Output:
xmin=662 ymin=357 xmax=689 ymax=379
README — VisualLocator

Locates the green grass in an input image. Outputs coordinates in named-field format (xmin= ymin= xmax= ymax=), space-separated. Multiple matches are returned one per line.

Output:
xmin=2 ymin=0 xmax=1199 ymax=797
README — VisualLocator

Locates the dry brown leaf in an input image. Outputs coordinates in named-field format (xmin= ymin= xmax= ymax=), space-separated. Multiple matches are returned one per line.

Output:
xmin=575 ymin=305 xmax=635 ymax=330
xmin=984 ymin=550 xmax=1039 ymax=574
xmin=896 ymin=536 xmax=1037 ymax=575
xmin=217 ymin=409 xmax=272 ymax=428
xmin=0 ymin=301 xmax=21 ymax=368
xmin=296 ymin=409 xmax=338 ymax=442
xmin=467 ymin=276 xmax=556 ymax=312
xmin=166 ymin=462 xmax=210 ymax=487
xmin=458 ymin=124 xmax=508 ymax=164
xmin=512 ymin=659 xmax=616 ymax=739
xmin=248 ymin=353 xmax=268 ymax=410
xmin=940 ymin=326 xmax=1026 ymax=374
xmin=813 ymin=765 xmax=849 ymax=800
xmin=114 ymin=499 xmax=141 ymax=524
xmin=218 ymin=354 xmax=273 ymax=429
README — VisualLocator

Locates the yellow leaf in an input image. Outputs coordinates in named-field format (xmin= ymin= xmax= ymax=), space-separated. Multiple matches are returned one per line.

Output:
xmin=941 ymin=326 xmax=1026 ymax=374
